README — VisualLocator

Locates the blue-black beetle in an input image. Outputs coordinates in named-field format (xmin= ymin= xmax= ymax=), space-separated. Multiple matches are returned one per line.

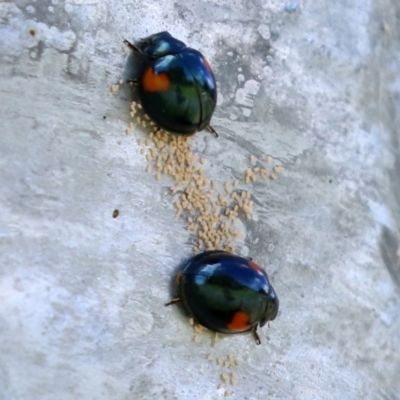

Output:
xmin=124 ymin=32 xmax=218 ymax=137
xmin=166 ymin=251 xmax=279 ymax=344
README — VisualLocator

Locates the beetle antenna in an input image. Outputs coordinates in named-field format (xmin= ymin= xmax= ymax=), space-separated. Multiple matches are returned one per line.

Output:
xmin=252 ymin=328 xmax=261 ymax=345
xmin=165 ymin=298 xmax=182 ymax=307
xmin=123 ymin=39 xmax=140 ymax=53
xmin=206 ymin=125 xmax=218 ymax=138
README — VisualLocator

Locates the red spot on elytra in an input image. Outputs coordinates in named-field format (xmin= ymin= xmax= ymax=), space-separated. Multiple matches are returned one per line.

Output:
xmin=248 ymin=260 xmax=264 ymax=273
xmin=142 ymin=67 xmax=170 ymax=92
xmin=227 ymin=311 xmax=250 ymax=331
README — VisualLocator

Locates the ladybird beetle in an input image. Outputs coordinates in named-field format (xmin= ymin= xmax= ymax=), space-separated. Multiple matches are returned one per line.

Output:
xmin=166 ymin=251 xmax=279 ymax=344
xmin=124 ymin=32 xmax=218 ymax=137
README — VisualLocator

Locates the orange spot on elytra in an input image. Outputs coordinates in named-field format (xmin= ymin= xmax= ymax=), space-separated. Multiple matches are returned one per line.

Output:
xmin=248 ymin=260 xmax=263 ymax=273
xmin=227 ymin=311 xmax=250 ymax=330
xmin=142 ymin=67 xmax=170 ymax=92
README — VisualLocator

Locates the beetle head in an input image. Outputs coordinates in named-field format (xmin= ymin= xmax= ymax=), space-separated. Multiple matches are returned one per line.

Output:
xmin=260 ymin=287 xmax=279 ymax=327
xmin=138 ymin=31 xmax=186 ymax=58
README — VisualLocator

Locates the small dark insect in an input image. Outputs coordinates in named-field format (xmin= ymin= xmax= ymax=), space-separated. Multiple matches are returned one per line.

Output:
xmin=112 ymin=209 xmax=119 ymax=218
xmin=124 ymin=31 xmax=218 ymax=137
xmin=29 ymin=29 xmax=36 ymax=37
xmin=103 ymin=115 xmax=107 ymax=120
xmin=166 ymin=250 xmax=279 ymax=344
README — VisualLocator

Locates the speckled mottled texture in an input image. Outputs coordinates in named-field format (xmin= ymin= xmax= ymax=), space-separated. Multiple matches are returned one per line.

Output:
xmin=1 ymin=0 xmax=400 ymax=399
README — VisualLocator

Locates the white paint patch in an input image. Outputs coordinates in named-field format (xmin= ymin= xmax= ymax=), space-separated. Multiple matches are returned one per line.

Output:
xmin=21 ymin=21 xmax=76 ymax=52
xmin=258 ymin=24 xmax=271 ymax=40
xmin=235 ymin=79 xmax=260 ymax=114
xmin=121 ymin=301 xmax=154 ymax=339
xmin=368 ymin=200 xmax=394 ymax=229
xmin=65 ymin=0 xmax=99 ymax=4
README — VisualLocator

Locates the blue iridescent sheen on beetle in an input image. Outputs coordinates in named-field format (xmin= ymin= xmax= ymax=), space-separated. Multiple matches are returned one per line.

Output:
xmin=124 ymin=32 xmax=217 ymax=136
xmin=166 ymin=250 xmax=279 ymax=344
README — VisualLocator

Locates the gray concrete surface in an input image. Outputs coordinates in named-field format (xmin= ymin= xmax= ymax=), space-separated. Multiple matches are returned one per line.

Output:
xmin=1 ymin=0 xmax=400 ymax=399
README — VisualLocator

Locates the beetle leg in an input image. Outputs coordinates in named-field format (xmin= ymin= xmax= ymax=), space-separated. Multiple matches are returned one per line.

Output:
xmin=123 ymin=39 xmax=140 ymax=53
xmin=252 ymin=327 xmax=261 ymax=345
xmin=212 ymin=332 xmax=218 ymax=345
xmin=126 ymin=79 xmax=139 ymax=86
xmin=165 ymin=298 xmax=182 ymax=306
xmin=206 ymin=125 xmax=218 ymax=138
